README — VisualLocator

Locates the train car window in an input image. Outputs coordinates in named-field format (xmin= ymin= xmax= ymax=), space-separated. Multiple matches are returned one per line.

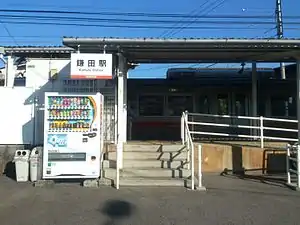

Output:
xmin=271 ymin=96 xmax=295 ymax=117
xmin=198 ymin=96 xmax=209 ymax=114
xmin=217 ymin=94 xmax=229 ymax=115
xmin=167 ymin=96 xmax=193 ymax=116
xmin=139 ymin=95 xmax=164 ymax=116
xmin=288 ymin=96 xmax=296 ymax=117
xmin=235 ymin=94 xmax=246 ymax=116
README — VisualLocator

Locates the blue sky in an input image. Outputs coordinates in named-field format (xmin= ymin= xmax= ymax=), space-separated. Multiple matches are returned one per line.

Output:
xmin=0 ymin=0 xmax=299 ymax=77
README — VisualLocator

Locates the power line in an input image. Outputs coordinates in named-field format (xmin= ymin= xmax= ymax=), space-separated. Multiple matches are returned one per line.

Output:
xmin=167 ymin=0 xmax=230 ymax=37
xmin=159 ymin=0 xmax=211 ymax=37
xmin=2 ymin=20 xmax=299 ymax=30
xmin=0 ymin=14 xmax=279 ymax=24
xmin=0 ymin=35 xmax=61 ymax=38
xmin=0 ymin=20 xmax=18 ymax=46
xmin=2 ymin=15 xmax=300 ymax=26
xmin=1 ymin=8 xmax=300 ymax=19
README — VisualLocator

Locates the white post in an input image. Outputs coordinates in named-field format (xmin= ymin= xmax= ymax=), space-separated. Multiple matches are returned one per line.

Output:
xmin=5 ymin=55 xmax=14 ymax=87
xmin=123 ymin=72 xmax=128 ymax=142
xmin=198 ymin=144 xmax=202 ymax=189
xmin=117 ymin=75 xmax=124 ymax=169
xmin=191 ymin=144 xmax=195 ymax=190
xmin=286 ymin=144 xmax=291 ymax=185
xmin=297 ymin=60 xmax=300 ymax=142
xmin=114 ymin=84 xmax=118 ymax=144
xmin=117 ymin=54 xmax=127 ymax=169
xmin=181 ymin=113 xmax=184 ymax=145
xmin=185 ymin=113 xmax=190 ymax=170
xmin=116 ymin=143 xmax=120 ymax=189
xmin=297 ymin=144 xmax=300 ymax=189
xmin=296 ymin=60 xmax=300 ymax=190
xmin=260 ymin=116 xmax=264 ymax=149
xmin=252 ymin=62 xmax=258 ymax=138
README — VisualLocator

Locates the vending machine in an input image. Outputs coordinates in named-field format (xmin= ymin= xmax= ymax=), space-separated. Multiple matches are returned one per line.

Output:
xmin=43 ymin=92 xmax=104 ymax=179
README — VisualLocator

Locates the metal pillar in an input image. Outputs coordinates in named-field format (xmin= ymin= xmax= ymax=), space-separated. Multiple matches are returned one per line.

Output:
xmin=116 ymin=54 xmax=128 ymax=169
xmin=252 ymin=62 xmax=258 ymax=137
xmin=276 ymin=0 xmax=286 ymax=79
xmin=5 ymin=55 xmax=14 ymax=87
xmin=114 ymin=84 xmax=118 ymax=144
xmin=123 ymin=72 xmax=128 ymax=142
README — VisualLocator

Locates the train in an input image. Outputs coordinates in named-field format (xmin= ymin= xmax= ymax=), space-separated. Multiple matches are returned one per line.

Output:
xmin=127 ymin=65 xmax=298 ymax=141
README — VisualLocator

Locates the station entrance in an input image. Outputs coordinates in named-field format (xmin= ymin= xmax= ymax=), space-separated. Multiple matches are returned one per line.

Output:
xmin=62 ymin=38 xmax=300 ymax=190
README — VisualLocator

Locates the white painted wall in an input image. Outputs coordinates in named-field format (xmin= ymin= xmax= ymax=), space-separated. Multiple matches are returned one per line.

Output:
xmin=24 ymin=59 xmax=71 ymax=145
xmin=1 ymin=58 xmax=115 ymax=145
xmin=25 ymin=58 xmax=70 ymax=90
xmin=0 ymin=87 xmax=35 ymax=145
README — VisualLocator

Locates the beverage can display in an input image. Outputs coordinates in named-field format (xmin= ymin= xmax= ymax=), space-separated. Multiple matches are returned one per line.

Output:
xmin=47 ymin=95 xmax=93 ymax=132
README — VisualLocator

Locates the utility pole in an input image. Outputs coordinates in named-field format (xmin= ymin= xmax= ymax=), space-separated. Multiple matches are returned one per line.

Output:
xmin=276 ymin=0 xmax=286 ymax=79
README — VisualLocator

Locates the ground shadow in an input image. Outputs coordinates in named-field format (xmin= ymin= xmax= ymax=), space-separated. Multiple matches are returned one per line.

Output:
xmin=3 ymin=161 xmax=16 ymax=180
xmin=221 ymin=170 xmax=288 ymax=188
xmin=231 ymin=145 xmax=244 ymax=175
xmin=220 ymin=144 xmax=290 ymax=188
xmin=101 ymin=199 xmax=135 ymax=225
xmin=1 ymin=144 xmax=30 ymax=181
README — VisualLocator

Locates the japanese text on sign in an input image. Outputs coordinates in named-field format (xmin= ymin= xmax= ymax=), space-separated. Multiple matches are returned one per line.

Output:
xmin=70 ymin=53 xmax=113 ymax=79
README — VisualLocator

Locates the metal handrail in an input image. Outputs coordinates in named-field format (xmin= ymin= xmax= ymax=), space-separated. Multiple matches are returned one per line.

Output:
xmin=286 ymin=143 xmax=300 ymax=190
xmin=183 ymin=112 xmax=195 ymax=190
xmin=182 ymin=112 xmax=298 ymax=148
xmin=181 ymin=111 xmax=205 ymax=191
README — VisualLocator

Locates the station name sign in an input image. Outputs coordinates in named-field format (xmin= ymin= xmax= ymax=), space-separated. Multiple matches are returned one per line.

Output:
xmin=70 ymin=53 xmax=113 ymax=79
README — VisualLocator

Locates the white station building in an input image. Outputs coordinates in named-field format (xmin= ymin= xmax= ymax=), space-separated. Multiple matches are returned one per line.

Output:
xmin=1 ymin=37 xmax=300 ymax=170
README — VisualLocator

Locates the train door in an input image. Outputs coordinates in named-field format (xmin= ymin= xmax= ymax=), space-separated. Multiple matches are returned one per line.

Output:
xmin=231 ymin=92 xmax=249 ymax=136
xmin=215 ymin=92 xmax=231 ymax=135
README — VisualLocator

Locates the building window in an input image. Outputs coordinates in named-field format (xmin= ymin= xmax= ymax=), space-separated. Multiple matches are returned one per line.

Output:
xmin=0 ymin=70 xmax=4 ymax=86
xmin=198 ymin=95 xmax=209 ymax=114
xmin=217 ymin=94 xmax=229 ymax=115
xmin=14 ymin=72 xmax=26 ymax=87
xmin=62 ymin=79 xmax=97 ymax=92
xmin=128 ymin=95 xmax=138 ymax=118
xmin=167 ymin=95 xmax=193 ymax=116
xmin=139 ymin=95 xmax=164 ymax=116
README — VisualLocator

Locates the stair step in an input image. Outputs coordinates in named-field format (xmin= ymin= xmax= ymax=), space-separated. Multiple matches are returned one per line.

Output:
xmin=124 ymin=144 xmax=186 ymax=152
xmin=119 ymin=177 xmax=186 ymax=187
xmin=108 ymin=159 xmax=188 ymax=169
xmin=103 ymin=168 xmax=190 ymax=179
xmin=102 ymin=160 xmax=110 ymax=169
xmin=108 ymin=151 xmax=187 ymax=161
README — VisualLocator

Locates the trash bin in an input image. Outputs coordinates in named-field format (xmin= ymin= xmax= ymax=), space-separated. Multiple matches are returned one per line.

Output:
xmin=29 ymin=147 xmax=43 ymax=182
xmin=13 ymin=150 xmax=31 ymax=182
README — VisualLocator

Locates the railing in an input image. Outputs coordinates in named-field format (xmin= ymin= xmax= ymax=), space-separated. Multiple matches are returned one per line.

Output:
xmin=182 ymin=112 xmax=298 ymax=148
xmin=286 ymin=143 xmax=300 ymax=190
xmin=181 ymin=112 xmax=205 ymax=190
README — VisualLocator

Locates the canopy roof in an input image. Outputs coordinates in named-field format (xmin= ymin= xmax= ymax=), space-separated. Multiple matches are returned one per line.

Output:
xmin=62 ymin=37 xmax=300 ymax=63
xmin=3 ymin=46 xmax=74 ymax=58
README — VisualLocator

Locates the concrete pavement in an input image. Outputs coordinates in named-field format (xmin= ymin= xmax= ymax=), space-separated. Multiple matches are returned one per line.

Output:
xmin=0 ymin=174 xmax=300 ymax=225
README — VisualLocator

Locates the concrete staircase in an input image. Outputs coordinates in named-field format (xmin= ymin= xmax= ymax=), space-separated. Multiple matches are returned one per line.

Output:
xmin=102 ymin=143 xmax=190 ymax=187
